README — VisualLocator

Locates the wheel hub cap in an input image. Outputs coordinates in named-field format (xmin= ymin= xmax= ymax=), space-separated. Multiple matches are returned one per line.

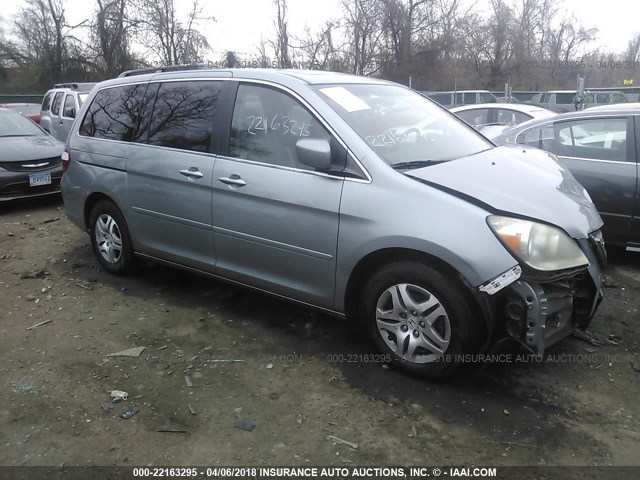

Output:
xmin=375 ymin=283 xmax=451 ymax=364
xmin=95 ymin=214 xmax=123 ymax=264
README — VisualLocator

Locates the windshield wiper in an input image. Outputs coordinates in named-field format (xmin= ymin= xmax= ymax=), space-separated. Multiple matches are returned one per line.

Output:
xmin=390 ymin=160 xmax=439 ymax=170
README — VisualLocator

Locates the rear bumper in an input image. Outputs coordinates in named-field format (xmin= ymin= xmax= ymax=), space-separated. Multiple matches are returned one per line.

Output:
xmin=0 ymin=168 xmax=63 ymax=202
xmin=495 ymin=236 xmax=605 ymax=354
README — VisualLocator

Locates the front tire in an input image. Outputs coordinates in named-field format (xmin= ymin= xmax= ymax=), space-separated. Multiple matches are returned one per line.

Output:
xmin=360 ymin=261 xmax=475 ymax=378
xmin=89 ymin=200 xmax=136 ymax=275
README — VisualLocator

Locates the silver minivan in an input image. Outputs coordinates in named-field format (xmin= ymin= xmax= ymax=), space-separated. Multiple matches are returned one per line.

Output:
xmin=61 ymin=69 xmax=605 ymax=377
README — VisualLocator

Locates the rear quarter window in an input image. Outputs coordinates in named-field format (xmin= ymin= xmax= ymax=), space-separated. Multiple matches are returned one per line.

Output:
xmin=79 ymin=84 xmax=147 ymax=142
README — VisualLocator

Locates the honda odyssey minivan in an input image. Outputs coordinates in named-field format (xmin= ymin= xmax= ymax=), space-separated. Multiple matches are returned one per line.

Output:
xmin=61 ymin=69 xmax=605 ymax=377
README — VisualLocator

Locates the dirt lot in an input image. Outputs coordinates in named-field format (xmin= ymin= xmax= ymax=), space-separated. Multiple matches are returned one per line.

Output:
xmin=1 ymin=198 xmax=639 ymax=471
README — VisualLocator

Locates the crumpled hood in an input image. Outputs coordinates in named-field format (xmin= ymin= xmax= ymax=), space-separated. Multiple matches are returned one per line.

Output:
xmin=0 ymin=135 xmax=64 ymax=163
xmin=406 ymin=145 xmax=603 ymax=239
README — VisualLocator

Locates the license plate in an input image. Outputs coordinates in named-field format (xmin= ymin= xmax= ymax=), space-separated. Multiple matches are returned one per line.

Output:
xmin=29 ymin=172 xmax=52 ymax=187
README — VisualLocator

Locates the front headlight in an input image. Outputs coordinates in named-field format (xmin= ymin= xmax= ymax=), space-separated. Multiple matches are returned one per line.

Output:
xmin=487 ymin=216 xmax=588 ymax=271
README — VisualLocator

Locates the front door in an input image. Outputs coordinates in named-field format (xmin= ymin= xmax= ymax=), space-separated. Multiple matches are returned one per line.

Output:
xmin=211 ymin=83 xmax=344 ymax=308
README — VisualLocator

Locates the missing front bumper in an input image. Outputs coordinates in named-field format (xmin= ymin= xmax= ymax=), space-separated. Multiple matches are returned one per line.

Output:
xmin=491 ymin=236 xmax=604 ymax=355
xmin=500 ymin=269 xmax=602 ymax=355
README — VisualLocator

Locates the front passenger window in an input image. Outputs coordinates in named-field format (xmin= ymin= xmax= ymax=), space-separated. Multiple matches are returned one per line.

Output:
xmin=229 ymin=84 xmax=331 ymax=170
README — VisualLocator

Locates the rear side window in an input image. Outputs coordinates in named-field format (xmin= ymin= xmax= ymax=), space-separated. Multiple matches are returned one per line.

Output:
xmin=147 ymin=81 xmax=221 ymax=153
xmin=517 ymin=118 xmax=629 ymax=162
xmin=51 ymin=92 xmax=64 ymax=116
xmin=79 ymin=84 xmax=146 ymax=141
xmin=555 ymin=93 xmax=575 ymax=104
xmin=462 ymin=93 xmax=477 ymax=105
xmin=428 ymin=93 xmax=451 ymax=106
xmin=478 ymin=92 xmax=497 ymax=103
xmin=41 ymin=92 xmax=53 ymax=112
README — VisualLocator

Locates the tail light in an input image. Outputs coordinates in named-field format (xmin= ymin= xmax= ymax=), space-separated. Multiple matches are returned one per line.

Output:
xmin=61 ymin=150 xmax=70 ymax=172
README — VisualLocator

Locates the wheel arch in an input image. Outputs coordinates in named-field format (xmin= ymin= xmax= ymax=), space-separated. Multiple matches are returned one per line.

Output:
xmin=83 ymin=192 xmax=126 ymax=231
xmin=343 ymin=247 xmax=494 ymax=342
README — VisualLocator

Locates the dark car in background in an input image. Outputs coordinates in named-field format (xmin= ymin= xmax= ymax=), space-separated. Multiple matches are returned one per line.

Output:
xmin=493 ymin=107 xmax=640 ymax=248
xmin=0 ymin=108 xmax=64 ymax=202
xmin=0 ymin=103 xmax=42 ymax=124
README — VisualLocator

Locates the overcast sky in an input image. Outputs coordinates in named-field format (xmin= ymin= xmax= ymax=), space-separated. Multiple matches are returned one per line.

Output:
xmin=1 ymin=0 xmax=637 ymax=59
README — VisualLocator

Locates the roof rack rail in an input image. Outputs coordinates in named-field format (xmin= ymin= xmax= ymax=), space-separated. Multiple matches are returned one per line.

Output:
xmin=118 ymin=64 xmax=208 ymax=78
xmin=53 ymin=82 xmax=97 ymax=90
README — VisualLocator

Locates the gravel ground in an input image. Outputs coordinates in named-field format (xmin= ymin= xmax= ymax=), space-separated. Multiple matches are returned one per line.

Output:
xmin=0 ymin=198 xmax=639 ymax=473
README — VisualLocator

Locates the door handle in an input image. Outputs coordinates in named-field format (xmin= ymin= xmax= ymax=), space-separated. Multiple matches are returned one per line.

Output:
xmin=218 ymin=175 xmax=246 ymax=187
xmin=179 ymin=168 xmax=204 ymax=179
xmin=59 ymin=120 xmax=64 ymax=125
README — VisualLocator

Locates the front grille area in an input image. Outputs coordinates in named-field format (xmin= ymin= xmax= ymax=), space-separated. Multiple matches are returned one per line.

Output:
xmin=1 ymin=157 xmax=62 ymax=172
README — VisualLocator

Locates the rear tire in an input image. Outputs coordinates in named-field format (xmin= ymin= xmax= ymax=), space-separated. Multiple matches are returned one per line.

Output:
xmin=89 ymin=200 xmax=136 ymax=275
xmin=359 ymin=261 xmax=476 ymax=378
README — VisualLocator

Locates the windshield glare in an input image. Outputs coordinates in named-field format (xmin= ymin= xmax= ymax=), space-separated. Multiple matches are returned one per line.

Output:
xmin=0 ymin=109 xmax=44 ymax=137
xmin=317 ymin=84 xmax=492 ymax=167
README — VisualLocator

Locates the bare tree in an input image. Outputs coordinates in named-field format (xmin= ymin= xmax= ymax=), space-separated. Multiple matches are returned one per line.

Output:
xmin=342 ymin=0 xmax=385 ymax=75
xmin=11 ymin=0 xmax=88 ymax=86
xmin=295 ymin=21 xmax=340 ymax=70
xmin=273 ymin=0 xmax=291 ymax=68
xmin=93 ymin=0 xmax=137 ymax=77
xmin=223 ymin=50 xmax=239 ymax=68
xmin=625 ymin=32 xmax=640 ymax=62
xmin=134 ymin=0 xmax=212 ymax=66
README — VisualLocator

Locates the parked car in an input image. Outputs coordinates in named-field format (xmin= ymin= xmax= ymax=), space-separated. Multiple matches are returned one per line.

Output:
xmin=0 ymin=103 xmax=42 ymax=124
xmin=535 ymin=90 xmax=629 ymax=113
xmin=40 ymin=83 xmax=96 ymax=142
xmin=587 ymin=102 xmax=640 ymax=111
xmin=62 ymin=69 xmax=605 ymax=377
xmin=421 ymin=90 xmax=498 ymax=109
xmin=0 ymin=108 xmax=64 ymax=201
xmin=451 ymin=103 xmax=556 ymax=139
xmin=493 ymin=107 xmax=639 ymax=248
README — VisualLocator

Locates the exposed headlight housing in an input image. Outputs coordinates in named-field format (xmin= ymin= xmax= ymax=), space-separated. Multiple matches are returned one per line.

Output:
xmin=487 ymin=216 xmax=588 ymax=271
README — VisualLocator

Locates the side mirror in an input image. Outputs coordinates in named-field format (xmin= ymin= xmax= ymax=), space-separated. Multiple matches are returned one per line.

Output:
xmin=296 ymin=138 xmax=331 ymax=171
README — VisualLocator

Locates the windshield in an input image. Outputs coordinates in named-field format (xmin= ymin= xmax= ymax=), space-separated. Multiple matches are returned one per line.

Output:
xmin=316 ymin=84 xmax=492 ymax=167
xmin=479 ymin=92 xmax=497 ymax=103
xmin=0 ymin=109 xmax=44 ymax=137
xmin=79 ymin=93 xmax=88 ymax=106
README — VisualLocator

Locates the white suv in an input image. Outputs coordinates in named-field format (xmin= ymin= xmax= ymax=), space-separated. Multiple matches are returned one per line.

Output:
xmin=40 ymin=83 xmax=96 ymax=142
